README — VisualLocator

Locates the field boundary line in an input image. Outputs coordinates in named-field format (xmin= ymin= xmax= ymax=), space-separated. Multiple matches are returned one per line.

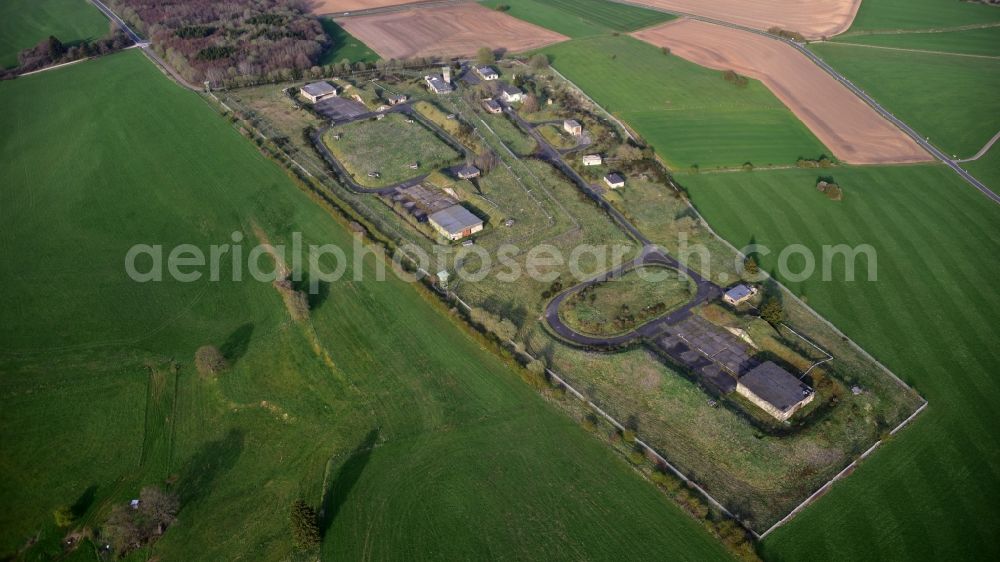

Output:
xmin=446 ymin=291 xmax=748 ymax=534
xmin=758 ymin=400 xmax=929 ymax=539
xmin=957 ymin=129 xmax=1000 ymax=162
xmin=816 ymin=40 xmax=1000 ymax=61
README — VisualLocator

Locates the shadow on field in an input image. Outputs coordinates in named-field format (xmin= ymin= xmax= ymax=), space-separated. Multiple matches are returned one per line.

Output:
xmin=221 ymin=323 xmax=254 ymax=366
xmin=71 ymin=484 xmax=99 ymax=518
xmin=176 ymin=428 xmax=245 ymax=505
xmin=320 ymin=429 xmax=379 ymax=534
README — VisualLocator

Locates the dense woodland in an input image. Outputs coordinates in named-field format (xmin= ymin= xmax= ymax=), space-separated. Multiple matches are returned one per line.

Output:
xmin=107 ymin=0 xmax=328 ymax=84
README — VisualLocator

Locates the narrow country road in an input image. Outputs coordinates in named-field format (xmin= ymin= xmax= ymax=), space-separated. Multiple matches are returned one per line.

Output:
xmin=544 ymin=247 xmax=721 ymax=347
xmin=608 ymin=0 xmax=1000 ymax=206
xmin=88 ymin=0 xmax=201 ymax=91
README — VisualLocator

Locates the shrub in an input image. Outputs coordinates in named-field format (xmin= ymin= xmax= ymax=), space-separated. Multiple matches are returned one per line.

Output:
xmin=194 ymin=345 xmax=228 ymax=377
xmin=627 ymin=449 xmax=645 ymax=465
xmin=760 ymin=298 xmax=784 ymax=326
xmin=290 ymin=500 xmax=321 ymax=549
xmin=53 ymin=505 xmax=75 ymax=527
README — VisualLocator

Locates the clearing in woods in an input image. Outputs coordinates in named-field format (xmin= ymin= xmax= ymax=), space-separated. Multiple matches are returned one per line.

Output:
xmin=0 ymin=49 xmax=734 ymax=561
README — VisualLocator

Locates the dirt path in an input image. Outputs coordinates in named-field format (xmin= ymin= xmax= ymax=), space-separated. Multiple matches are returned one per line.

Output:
xmin=632 ymin=19 xmax=932 ymax=164
xmin=820 ymin=40 xmax=1000 ymax=61
xmin=957 ymin=130 xmax=1000 ymax=162
xmin=838 ymin=21 xmax=1000 ymax=37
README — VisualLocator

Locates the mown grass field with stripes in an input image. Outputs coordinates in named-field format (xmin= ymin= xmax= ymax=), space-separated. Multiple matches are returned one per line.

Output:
xmin=832 ymin=27 xmax=1000 ymax=57
xmin=480 ymin=0 xmax=674 ymax=37
xmin=542 ymin=35 xmax=831 ymax=170
xmin=0 ymin=0 xmax=109 ymax=68
xmin=844 ymin=0 xmax=1000 ymax=33
xmin=677 ymin=164 xmax=1000 ymax=561
xmin=808 ymin=43 xmax=1000 ymax=159
xmin=0 ymin=50 xmax=733 ymax=561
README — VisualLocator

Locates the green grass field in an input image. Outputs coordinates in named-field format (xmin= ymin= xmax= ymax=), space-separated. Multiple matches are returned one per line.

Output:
xmin=0 ymin=0 xmax=110 ymax=68
xmin=845 ymin=0 xmax=1000 ymax=33
xmin=559 ymin=266 xmax=693 ymax=336
xmin=0 ymin=50 xmax=734 ymax=561
xmin=676 ymin=164 xmax=1000 ymax=560
xmin=833 ymin=27 xmax=1000 ymax=57
xmin=324 ymin=113 xmax=462 ymax=187
xmin=480 ymin=0 xmax=673 ymax=38
xmin=318 ymin=18 xmax=379 ymax=65
xmin=543 ymin=35 xmax=831 ymax=169
xmin=809 ymin=42 xmax=1000 ymax=158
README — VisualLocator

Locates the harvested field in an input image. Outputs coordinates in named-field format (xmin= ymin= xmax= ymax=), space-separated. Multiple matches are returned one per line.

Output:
xmin=312 ymin=0 xmax=429 ymax=13
xmin=633 ymin=20 xmax=931 ymax=164
xmin=628 ymin=0 xmax=862 ymax=39
xmin=336 ymin=3 xmax=568 ymax=60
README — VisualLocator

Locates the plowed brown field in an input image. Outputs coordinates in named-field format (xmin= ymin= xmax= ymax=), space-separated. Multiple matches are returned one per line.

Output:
xmin=335 ymin=3 xmax=568 ymax=59
xmin=633 ymin=20 xmax=931 ymax=164
xmin=628 ymin=0 xmax=862 ymax=39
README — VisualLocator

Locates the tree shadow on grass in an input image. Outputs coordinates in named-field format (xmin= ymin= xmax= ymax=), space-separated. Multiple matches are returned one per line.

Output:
xmin=175 ymin=428 xmax=245 ymax=506
xmin=320 ymin=429 xmax=379 ymax=535
xmin=71 ymin=484 xmax=99 ymax=518
xmin=221 ymin=323 xmax=254 ymax=366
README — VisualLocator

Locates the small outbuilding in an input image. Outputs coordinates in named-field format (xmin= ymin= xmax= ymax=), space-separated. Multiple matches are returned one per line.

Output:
xmin=301 ymin=81 xmax=338 ymax=103
xmin=723 ymin=284 xmax=758 ymax=306
xmin=387 ymin=93 xmax=408 ymax=105
xmin=455 ymin=164 xmax=481 ymax=180
xmin=604 ymin=173 xmax=625 ymax=189
xmin=736 ymin=361 xmax=814 ymax=421
xmin=428 ymin=205 xmax=484 ymax=240
xmin=475 ymin=65 xmax=499 ymax=80
xmin=483 ymin=98 xmax=503 ymax=114
xmin=500 ymin=85 xmax=524 ymax=103
xmin=582 ymin=154 xmax=603 ymax=166
xmin=563 ymin=119 xmax=583 ymax=136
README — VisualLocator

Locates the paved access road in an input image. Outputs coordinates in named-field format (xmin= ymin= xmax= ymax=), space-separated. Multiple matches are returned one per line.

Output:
xmin=544 ymin=247 xmax=721 ymax=347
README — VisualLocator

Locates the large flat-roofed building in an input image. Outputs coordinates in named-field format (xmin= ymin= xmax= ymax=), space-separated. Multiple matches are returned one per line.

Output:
xmin=301 ymin=81 xmax=338 ymax=103
xmin=736 ymin=361 xmax=814 ymax=421
xmin=428 ymin=205 xmax=484 ymax=240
